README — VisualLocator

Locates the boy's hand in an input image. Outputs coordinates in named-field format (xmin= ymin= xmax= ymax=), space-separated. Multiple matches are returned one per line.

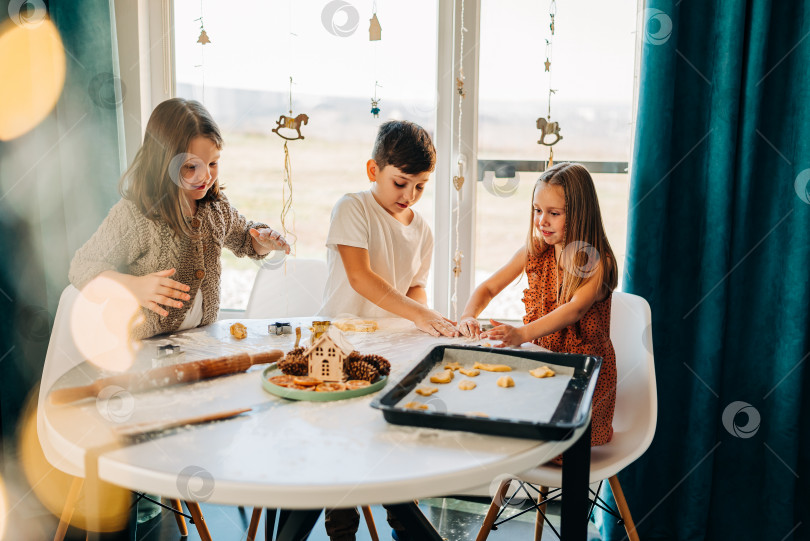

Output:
xmin=458 ymin=317 xmax=482 ymax=339
xmin=415 ymin=309 xmax=458 ymax=337
xmin=127 ymin=269 xmax=191 ymax=317
xmin=481 ymin=319 xmax=527 ymax=347
xmin=250 ymin=227 xmax=291 ymax=255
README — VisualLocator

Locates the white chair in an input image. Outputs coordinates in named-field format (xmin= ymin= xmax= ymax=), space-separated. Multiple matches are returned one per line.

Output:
xmin=244 ymin=258 xmax=328 ymax=318
xmin=39 ymin=285 xmax=212 ymax=541
xmin=242 ymin=258 xmax=380 ymax=541
xmin=475 ymin=291 xmax=657 ymax=541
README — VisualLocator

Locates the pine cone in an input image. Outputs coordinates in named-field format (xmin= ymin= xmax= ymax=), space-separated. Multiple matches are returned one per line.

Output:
xmin=344 ymin=359 xmax=379 ymax=382
xmin=346 ymin=350 xmax=364 ymax=363
xmin=362 ymin=354 xmax=391 ymax=376
xmin=278 ymin=347 xmax=308 ymax=376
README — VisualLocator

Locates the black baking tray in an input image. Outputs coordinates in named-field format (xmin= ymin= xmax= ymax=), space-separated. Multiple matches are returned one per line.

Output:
xmin=370 ymin=345 xmax=602 ymax=441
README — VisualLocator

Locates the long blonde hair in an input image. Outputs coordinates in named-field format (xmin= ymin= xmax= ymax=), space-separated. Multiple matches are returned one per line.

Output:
xmin=526 ymin=162 xmax=617 ymax=303
xmin=119 ymin=98 xmax=223 ymax=237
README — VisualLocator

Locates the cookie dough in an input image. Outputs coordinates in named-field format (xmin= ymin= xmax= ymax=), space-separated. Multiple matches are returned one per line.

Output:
xmin=496 ymin=375 xmax=515 ymax=388
xmin=458 ymin=380 xmax=477 ymax=391
xmin=416 ymin=387 xmax=439 ymax=396
xmin=474 ymin=361 xmax=512 ymax=372
xmin=459 ymin=368 xmax=480 ymax=377
xmin=333 ymin=318 xmax=379 ymax=332
xmin=230 ymin=322 xmax=248 ymax=339
xmin=429 ymin=369 xmax=454 ymax=384
xmin=443 ymin=361 xmax=462 ymax=371
xmin=530 ymin=366 xmax=556 ymax=378
xmin=403 ymin=401 xmax=429 ymax=410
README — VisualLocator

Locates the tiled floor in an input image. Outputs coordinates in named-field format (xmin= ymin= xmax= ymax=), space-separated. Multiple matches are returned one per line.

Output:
xmin=123 ymin=496 xmax=603 ymax=540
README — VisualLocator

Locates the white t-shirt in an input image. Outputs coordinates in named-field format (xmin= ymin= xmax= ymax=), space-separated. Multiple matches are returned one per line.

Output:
xmin=319 ymin=190 xmax=433 ymax=318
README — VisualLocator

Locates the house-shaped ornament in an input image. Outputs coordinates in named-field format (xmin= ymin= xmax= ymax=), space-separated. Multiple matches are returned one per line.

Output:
xmin=304 ymin=325 xmax=354 ymax=382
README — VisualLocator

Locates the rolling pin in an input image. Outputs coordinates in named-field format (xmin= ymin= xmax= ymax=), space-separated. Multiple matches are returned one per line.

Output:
xmin=48 ymin=349 xmax=283 ymax=405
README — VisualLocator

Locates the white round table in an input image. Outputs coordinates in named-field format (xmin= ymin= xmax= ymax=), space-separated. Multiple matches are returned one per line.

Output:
xmin=40 ymin=317 xmax=592 ymax=540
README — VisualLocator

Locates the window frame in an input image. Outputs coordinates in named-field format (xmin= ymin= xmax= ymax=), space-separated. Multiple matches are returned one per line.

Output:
xmin=122 ymin=0 xmax=643 ymax=312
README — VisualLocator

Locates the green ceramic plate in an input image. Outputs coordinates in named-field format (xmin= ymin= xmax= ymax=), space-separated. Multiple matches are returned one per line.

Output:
xmin=261 ymin=366 xmax=388 ymax=402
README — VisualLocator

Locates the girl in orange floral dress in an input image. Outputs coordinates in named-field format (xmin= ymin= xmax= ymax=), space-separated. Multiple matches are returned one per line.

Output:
xmin=459 ymin=162 xmax=617 ymax=446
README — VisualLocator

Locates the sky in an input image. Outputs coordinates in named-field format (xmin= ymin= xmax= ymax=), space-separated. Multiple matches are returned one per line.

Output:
xmin=174 ymin=0 xmax=638 ymax=104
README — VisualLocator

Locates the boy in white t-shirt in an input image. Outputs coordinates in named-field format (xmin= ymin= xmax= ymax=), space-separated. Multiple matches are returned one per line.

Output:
xmin=320 ymin=121 xmax=456 ymax=541
xmin=319 ymin=120 xmax=456 ymax=338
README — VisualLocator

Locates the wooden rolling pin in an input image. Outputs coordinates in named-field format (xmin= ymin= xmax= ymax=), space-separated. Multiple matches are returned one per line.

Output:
xmin=49 ymin=349 xmax=283 ymax=405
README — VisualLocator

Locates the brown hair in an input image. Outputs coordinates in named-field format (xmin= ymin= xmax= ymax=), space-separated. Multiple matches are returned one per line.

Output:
xmin=119 ymin=98 xmax=224 ymax=237
xmin=526 ymin=162 xmax=617 ymax=303
xmin=371 ymin=120 xmax=436 ymax=175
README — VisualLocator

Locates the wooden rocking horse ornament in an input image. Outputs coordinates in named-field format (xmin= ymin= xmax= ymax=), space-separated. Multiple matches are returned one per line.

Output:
xmin=272 ymin=113 xmax=309 ymax=141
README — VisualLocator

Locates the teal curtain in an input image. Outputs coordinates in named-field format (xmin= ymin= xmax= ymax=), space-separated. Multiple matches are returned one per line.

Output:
xmin=602 ymin=1 xmax=810 ymax=540
xmin=0 ymin=0 xmax=124 ymax=458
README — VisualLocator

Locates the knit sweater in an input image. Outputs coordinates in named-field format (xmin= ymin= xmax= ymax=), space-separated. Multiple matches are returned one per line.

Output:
xmin=69 ymin=194 xmax=268 ymax=340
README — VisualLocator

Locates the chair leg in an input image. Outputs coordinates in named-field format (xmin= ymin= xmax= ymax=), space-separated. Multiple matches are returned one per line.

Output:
xmin=608 ymin=475 xmax=639 ymax=541
xmin=475 ymin=478 xmax=511 ymax=541
xmin=534 ymin=485 xmax=548 ymax=541
xmin=247 ymin=507 xmax=263 ymax=541
xmin=54 ymin=476 xmax=83 ymax=541
xmin=185 ymin=501 xmax=213 ymax=541
xmin=164 ymin=498 xmax=188 ymax=536
xmin=361 ymin=506 xmax=380 ymax=541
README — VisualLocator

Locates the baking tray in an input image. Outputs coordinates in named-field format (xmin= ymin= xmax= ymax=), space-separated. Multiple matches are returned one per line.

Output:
xmin=371 ymin=345 xmax=602 ymax=441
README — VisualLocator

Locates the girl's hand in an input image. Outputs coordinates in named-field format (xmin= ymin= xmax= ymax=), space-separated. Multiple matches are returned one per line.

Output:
xmin=458 ymin=316 xmax=482 ymax=338
xmin=415 ymin=310 xmax=458 ymax=338
xmin=128 ymin=269 xmax=191 ymax=317
xmin=481 ymin=319 xmax=527 ymax=347
xmin=250 ymin=227 xmax=291 ymax=255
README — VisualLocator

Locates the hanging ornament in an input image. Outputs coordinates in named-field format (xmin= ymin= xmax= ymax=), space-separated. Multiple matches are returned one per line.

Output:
xmin=369 ymin=3 xmax=382 ymax=117
xmin=537 ymin=1 xmax=562 ymax=157
xmin=272 ymin=79 xmax=309 ymax=141
xmin=370 ymin=81 xmax=382 ymax=118
xmin=369 ymin=13 xmax=382 ymax=41
xmin=272 ymin=77 xmax=304 ymax=252
xmin=197 ymin=28 xmax=210 ymax=45
xmin=452 ymin=250 xmax=464 ymax=277
xmin=194 ymin=4 xmax=209 ymax=102
xmin=449 ymin=0 xmax=468 ymax=320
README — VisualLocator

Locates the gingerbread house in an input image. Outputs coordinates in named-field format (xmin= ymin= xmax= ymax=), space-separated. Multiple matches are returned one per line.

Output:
xmin=304 ymin=325 xmax=354 ymax=382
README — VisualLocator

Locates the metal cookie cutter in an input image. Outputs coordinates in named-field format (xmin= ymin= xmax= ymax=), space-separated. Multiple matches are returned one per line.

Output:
xmin=153 ymin=344 xmax=185 ymax=367
xmin=269 ymin=322 xmax=292 ymax=335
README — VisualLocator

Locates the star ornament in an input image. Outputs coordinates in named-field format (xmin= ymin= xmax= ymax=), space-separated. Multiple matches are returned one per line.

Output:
xmin=544 ymin=59 xmax=551 ymax=72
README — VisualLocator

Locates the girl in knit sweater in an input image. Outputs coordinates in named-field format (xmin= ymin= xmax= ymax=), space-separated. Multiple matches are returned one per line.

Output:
xmin=69 ymin=98 xmax=289 ymax=339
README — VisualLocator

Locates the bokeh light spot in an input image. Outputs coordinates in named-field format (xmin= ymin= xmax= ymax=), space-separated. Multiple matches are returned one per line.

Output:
xmin=0 ymin=18 xmax=66 ymax=141
xmin=71 ymin=276 xmax=143 ymax=372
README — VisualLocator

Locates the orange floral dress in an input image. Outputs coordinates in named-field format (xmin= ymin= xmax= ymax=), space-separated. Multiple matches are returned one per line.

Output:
xmin=522 ymin=244 xmax=616 ymax=446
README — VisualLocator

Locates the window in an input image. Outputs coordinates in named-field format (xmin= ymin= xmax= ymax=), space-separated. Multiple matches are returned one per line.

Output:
xmin=475 ymin=0 xmax=636 ymax=320
xmin=173 ymin=1 xmax=438 ymax=310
